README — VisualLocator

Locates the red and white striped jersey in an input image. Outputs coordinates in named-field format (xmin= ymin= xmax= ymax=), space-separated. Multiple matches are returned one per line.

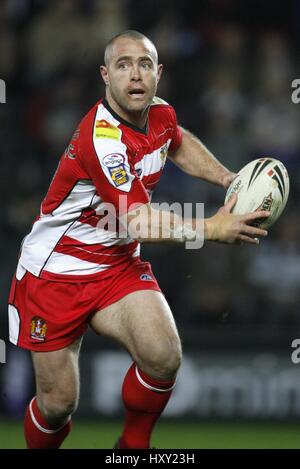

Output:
xmin=18 ymin=97 xmax=182 ymax=282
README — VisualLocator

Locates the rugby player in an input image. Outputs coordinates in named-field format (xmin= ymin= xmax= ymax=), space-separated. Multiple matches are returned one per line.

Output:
xmin=8 ymin=30 xmax=268 ymax=449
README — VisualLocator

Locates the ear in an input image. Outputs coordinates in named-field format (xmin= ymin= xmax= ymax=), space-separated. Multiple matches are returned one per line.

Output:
xmin=100 ymin=65 xmax=109 ymax=86
xmin=156 ymin=63 xmax=163 ymax=84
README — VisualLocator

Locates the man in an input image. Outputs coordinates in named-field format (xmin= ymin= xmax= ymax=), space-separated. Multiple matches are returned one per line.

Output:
xmin=8 ymin=30 xmax=268 ymax=449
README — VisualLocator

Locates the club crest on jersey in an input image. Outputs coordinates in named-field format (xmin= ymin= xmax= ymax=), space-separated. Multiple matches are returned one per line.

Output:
xmin=64 ymin=128 xmax=80 ymax=159
xmin=103 ymin=153 xmax=125 ymax=168
xmin=160 ymin=143 xmax=168 ymax=169
xmin=95 ymin=119 xmax=121 ymax=140
xmin=64 ymin=143 xmax=76 ymax=159
xmin=30 ymin=317 xmax=47 ymax=341
xmin=109 ymin=164 xmax=129 ymax=187
xmin=134 ymin=161 xmax=143 ymax=179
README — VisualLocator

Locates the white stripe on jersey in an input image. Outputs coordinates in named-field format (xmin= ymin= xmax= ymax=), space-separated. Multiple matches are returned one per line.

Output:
xmin=65 ymin=190 xmax=134 ymax=247
xmin=43 ymin=252 xmax=111 ymax=275
xmin=19 ymin=180 xmax=97 ymax=276
xmin=67 ymin=219 xmax=134 ymax=247
xmin=138 ymin=139 xmax=172 ymax=177
xmin=51 ymin=179 xmax=96 ymax=218
xmin=44 ymin=244 xmax=140 ymax=276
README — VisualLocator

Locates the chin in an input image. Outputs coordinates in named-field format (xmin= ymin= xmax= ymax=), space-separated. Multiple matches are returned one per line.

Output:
xmin=131 ymin=97 xmax=152 ymax=112
xmin=127 ymin=102 xmax=148 ymax=113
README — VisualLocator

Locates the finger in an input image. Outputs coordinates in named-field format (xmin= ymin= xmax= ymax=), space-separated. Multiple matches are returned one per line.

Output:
xmin=242 ymin=225 xmax=268 ymax=237
xmin=238 ymin=234 xmax=260 ymax=245
xmin=243 ymin=210 xmax=270 ymax=222
xmin=224 ymin=192 xmax=237 ymax=213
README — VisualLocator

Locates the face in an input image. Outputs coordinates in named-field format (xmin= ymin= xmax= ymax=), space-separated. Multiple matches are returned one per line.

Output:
xmin=101 ymin=37 xmax=163 ymax=117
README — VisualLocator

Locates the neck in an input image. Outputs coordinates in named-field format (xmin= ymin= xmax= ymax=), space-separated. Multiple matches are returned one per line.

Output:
xmin=105 ymin=93 xmax=149 ymax=130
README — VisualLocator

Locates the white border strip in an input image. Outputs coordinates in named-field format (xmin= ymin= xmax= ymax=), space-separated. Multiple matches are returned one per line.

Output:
xmin=135 ymin=365 xmax=176 ymax=393
xmin=29 ymin=398 xmax=70 ymax=434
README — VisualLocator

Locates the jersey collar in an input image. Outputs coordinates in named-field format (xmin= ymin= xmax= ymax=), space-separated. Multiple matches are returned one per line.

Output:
xmin=102 ymin=98 xmax=148 ymax=135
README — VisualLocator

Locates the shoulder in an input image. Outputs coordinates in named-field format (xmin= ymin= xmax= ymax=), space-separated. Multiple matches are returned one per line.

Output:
xmin=151 ymin=96 xmax=170 ymax=107
xmin=149 ymin=96 xmax=178 ymax=125
xmin=150 ymin=96 xmax=175 ymax=113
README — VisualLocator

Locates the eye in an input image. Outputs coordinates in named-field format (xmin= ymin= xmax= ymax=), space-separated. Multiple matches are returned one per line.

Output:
xmin=141 ymin=61 xmax=152 ymax=69
xmin=118 ymin=62 xmax=129 ymax=70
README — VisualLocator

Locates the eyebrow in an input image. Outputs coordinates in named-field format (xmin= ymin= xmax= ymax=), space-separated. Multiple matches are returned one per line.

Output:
xmin=115 ymin=55 xmax=154 ymax=64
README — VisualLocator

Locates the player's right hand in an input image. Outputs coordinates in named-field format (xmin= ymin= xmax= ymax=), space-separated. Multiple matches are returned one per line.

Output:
xmin=205 ymin=193 xmax=270 ymax=245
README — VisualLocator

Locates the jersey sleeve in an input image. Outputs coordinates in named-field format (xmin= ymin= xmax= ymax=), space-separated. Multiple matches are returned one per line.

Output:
xmin=168 ymin=106 xmax=183 ymax=152
xmin=79 ymin=115 xmax=149 ymax=216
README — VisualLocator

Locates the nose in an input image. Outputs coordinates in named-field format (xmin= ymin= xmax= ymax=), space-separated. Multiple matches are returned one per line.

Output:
xmin=130 ymin=63 xmax=142 ymax=81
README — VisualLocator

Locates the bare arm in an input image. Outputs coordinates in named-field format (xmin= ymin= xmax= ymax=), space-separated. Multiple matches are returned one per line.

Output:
xmin=168 ymin=127 xmax=236 ymax=188
xmin=121 ymin=194 xmax=269 ymax=246
xmin=122 ymin=203 xmax=199 ymax=245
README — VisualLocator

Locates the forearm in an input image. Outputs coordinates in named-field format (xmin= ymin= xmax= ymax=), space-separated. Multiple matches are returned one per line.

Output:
xmin=122 ymin=204 xmax=251 ymax=245
xmin=169 ymin=127 xmax=233 ymax=188
xmin=122 ymin=204 xmax=203 ymax=244
xmin=120 ymin=199 xmax=269 ymax=247
xmin=123 ymin=204 xmax=239 ymax=244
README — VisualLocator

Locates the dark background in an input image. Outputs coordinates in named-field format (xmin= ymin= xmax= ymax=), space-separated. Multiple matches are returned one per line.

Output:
xmin=0 ymin=0 xmax=300 ymax=423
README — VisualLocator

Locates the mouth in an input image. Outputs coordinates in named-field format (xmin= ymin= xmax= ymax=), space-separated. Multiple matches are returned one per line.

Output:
xmin=128 ymin=89 xmax=146 ymax=99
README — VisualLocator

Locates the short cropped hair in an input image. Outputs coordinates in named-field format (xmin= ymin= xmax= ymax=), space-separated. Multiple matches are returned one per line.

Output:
xmin=104 ymin=30 xmax=158 ymax=66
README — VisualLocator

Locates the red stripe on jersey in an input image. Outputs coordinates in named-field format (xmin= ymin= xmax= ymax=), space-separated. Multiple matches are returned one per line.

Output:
xmin=54 ymin=236 xmax=138 ymax=266
xmin=78 ymin=207 xmax=123 ymax=232
xmin=78 ymin=208 xmax=105 ymax=228
xmin=142 ymin=171 xmax=163 ymax=189
xmin=58 ymin=235 xmax=138 ymax=254
xmin=53 ymin=244 xmax=137 ymax=266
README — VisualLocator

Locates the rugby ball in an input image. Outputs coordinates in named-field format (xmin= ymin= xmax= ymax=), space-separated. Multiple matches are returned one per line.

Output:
xmin=225 ymin=158 xmax=290 ymax=229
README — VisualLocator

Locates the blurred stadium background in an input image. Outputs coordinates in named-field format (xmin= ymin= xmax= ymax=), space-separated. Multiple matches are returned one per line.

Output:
xmin=1 ymin=0 xmax=300 ymax=449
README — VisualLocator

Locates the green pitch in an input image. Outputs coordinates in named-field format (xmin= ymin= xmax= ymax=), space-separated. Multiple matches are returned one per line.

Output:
xmin=0 ymin=420 xmax=299 ymax=449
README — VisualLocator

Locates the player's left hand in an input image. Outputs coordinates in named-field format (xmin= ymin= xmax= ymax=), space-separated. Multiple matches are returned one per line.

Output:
xmin=221 ymin=171 xmax=237 ymax=189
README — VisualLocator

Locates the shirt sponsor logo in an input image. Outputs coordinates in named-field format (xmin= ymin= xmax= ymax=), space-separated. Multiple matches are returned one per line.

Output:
xmin=109 ymin=164 xmax=129 ymax=187
xmin=95 ymin=119 xmax=121 ymax=140
xmin=30 ymin=317 xmax=47 ymax=341
xmin=103 ymin=153 xmax=125 ymax=168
